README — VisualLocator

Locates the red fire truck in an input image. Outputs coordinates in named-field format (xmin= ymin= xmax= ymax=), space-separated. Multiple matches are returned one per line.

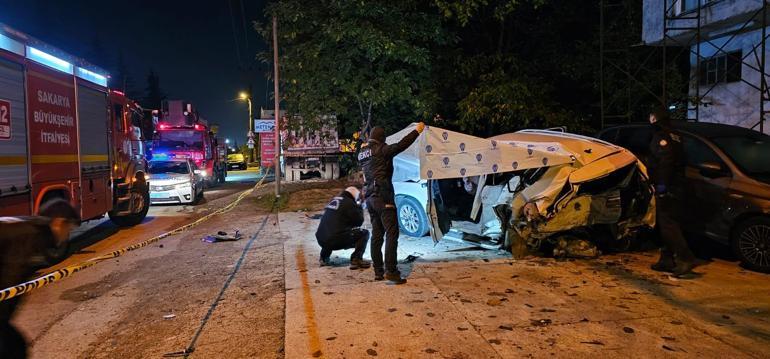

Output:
xmin=0 ymin=24 xmax=150 ymax=258
xmin=151 ymin=100 xmax=226 ymax=185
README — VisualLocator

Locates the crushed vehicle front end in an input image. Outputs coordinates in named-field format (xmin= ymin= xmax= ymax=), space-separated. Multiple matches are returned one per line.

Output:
xmin=488 ymin=131 xmax=655 ymax=257
xmin=412 ymin=127 xmax=655 ymax=258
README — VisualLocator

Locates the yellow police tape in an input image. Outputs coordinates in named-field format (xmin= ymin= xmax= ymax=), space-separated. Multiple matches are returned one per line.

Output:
xmin=0 ymin=170 xmax=271 ymax=302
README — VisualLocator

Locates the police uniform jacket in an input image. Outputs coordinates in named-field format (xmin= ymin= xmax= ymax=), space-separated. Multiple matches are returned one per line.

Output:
xmin=315 ymin=191 xmax=364 ymax=246
xmin=358 ymin=130 xmax=419 ymax=205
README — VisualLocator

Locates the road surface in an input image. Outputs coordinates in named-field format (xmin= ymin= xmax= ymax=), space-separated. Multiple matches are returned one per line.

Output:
xmin=8 ymin=179 xmax=770 ymax=358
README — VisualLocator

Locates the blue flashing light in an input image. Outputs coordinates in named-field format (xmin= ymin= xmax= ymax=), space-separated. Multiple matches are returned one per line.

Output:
xmin=0 ymin=32 xmax=24 ymax=56
xmin=76 ymin=67 xmax=108 ymax=87
xmin=152 ymin=153 xmax=170 ymax=161
xmin=26 ymin=46 xmax=73 ymax=74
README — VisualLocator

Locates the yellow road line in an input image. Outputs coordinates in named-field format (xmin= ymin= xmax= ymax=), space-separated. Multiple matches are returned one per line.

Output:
xmin=296 ymin=246 xmax=323 ymax=357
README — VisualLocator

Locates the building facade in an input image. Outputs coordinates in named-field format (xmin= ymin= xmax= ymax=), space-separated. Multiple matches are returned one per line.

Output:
xmin=643 ymin=0 xmax=769 ymax=134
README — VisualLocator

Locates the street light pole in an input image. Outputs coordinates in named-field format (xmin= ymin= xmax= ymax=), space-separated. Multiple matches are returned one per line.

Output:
xmin=272 ymin=15 xmax=281 ymax=197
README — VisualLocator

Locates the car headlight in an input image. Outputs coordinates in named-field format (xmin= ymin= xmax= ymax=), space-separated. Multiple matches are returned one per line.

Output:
xmin=200 ymin=170 xmax=208 ymax=177
xmin=175 ymin=181 xmax=191 ymax=189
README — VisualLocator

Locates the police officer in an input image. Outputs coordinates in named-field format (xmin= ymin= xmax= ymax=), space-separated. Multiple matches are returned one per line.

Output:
xmin=359 ymin=122 xmax=425 ymax=284
xmin=315 ymin=186 xmax=371 ymax=269
xmin=0 ymin=199 xmax=79 ymax=358
xmin=647 ymin=109 xmax=697 ymax=277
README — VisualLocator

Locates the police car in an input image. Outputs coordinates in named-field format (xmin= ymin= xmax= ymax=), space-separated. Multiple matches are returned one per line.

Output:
xmin=148 ymin=155 xmax=205 ymax=204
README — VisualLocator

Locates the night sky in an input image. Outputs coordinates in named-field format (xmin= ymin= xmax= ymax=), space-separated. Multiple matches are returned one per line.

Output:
xmin=0 ymin=0 xmax=269 ymax=144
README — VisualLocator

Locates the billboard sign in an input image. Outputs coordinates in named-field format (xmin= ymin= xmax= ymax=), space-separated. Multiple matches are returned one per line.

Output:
xmin=260 ymin=132 xmax=275 ymax=167
xmin=254 ymin=119 xmax=275 ymax=133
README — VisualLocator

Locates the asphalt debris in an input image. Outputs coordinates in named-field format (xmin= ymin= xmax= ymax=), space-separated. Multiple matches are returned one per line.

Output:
xmin=530 ymin=319 xmax=552 ymax=327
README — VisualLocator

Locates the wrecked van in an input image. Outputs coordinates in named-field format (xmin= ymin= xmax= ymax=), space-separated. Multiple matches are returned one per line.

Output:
xmin=389 ymin=125 xmax=655 ymax=257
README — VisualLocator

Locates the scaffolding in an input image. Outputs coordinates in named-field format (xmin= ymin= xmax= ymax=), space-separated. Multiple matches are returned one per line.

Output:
xmin=599 ymin=0 xmax=666 ymax=129
xmin=661 ymin=0 xmax=769 ymax=133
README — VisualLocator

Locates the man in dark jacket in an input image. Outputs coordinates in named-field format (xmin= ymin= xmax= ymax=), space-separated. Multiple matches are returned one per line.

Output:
xmin=647 ymin=109 xmax=697 ymax=277
xmin=359 ymin=122 xmax=425 ymax=284
xmin=315 ymin=187 xmax=371 ymax=269
xmin=0 ymin=199 xmax=79 ymax=358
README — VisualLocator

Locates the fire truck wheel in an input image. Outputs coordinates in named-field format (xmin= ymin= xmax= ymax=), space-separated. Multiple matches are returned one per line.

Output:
xmin=37 ymin=196 xmax=72 ymax=264
xmin=109 ymin=182 xmax=150 ymax=227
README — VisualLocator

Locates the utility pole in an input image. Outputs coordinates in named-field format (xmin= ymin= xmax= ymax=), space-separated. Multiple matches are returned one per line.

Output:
xmin=247 ymin=97 xmax=254 ymax=162
xmin=272 ymin=15 xmax=281 ymax=197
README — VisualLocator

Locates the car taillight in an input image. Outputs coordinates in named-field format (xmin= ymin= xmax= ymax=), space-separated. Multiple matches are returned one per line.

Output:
xmin=192 ymin=152 xmax=203 ymax=160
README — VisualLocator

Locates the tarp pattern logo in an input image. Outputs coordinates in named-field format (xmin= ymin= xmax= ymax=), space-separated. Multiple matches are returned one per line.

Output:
xmin=459 ymin=143 xmax=465 ymax=152
xmin=442 ymin=131 xmax=449 ymax=141
xmin=542 ymin=157 xmax=549 ymax=165
xmin=491 ymin=140 xmax=497 ymax=149
xmin=442 ymin=156 xmax=450 ymax=168
xmin=475 ymin=153 xmax=483 ymax=163
xmin=512 ymin=161 xmax=519 ymax=169
xmin=492 ymin=164 xmax=499 ymax=173
xmin=425 ymin=145 xmax=432 ymax=153
xmin=460 ymin=168 xmax=466 ymax=176
xmin=427 ymin=169 xmax=434 ymax=178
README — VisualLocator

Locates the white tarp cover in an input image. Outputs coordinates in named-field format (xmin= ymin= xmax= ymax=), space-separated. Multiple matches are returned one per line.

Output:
xmin=388 ymin=124 xmax=575 ymax=182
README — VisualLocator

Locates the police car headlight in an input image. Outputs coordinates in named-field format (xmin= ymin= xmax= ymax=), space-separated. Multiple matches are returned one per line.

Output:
xmin=175 ymin=181 xmax=191 ymax=189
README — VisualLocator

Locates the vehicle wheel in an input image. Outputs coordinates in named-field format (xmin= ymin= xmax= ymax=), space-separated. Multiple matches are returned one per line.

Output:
xmin=109 ymin=180 xmax=150 ymax=227
xmin=732 ymin=217 xmax=770 ymax=273
xmin=191 ymin=185 xmax=201 ymax=205
xmin=39 ymin=196 xmax=72 ymax=264
xmin=396 ymin=196 xmax=428 ymax=237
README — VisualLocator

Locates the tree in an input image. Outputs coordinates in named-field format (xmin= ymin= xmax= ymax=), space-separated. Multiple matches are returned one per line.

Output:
xmin=112 ymin=50 xmax=139 ymax=99
xmin=260 ymin=0 xmax=451 ymax=135
xmin=142 ymin=69 xmax=166 ymax=110
xmin=86 ymin=34 xmax=108 ymax=70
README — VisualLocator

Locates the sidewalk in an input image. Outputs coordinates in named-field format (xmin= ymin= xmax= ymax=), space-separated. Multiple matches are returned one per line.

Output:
xmin=282 ymin=211 xmax=770 ymax=358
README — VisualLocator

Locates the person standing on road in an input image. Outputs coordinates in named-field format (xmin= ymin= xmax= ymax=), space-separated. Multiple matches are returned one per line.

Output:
xmin=0 ymin=199 xmax=79 ymax=359
xmin=315 ymin=186 xmax=371 ymax=269
xmin=359 ymin=122 xmax=425 ymax=284
xmin=647 ymin=109 xmax=697 ymax=277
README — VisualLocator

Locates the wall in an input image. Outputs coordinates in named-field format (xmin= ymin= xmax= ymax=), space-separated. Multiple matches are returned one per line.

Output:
xmin=687 ymin=27 xmax=770 ymax=134
xmin=643 ymin=0 xmax=764 ymax=45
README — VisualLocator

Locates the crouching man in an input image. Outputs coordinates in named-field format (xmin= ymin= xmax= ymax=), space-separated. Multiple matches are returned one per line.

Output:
xmin=0 ymin=199 xmax=80 ymax=358
xmin=315 ymin=186 xmax=371 ymax=269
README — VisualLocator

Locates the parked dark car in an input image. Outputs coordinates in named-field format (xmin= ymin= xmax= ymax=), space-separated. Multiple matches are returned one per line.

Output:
xmin=597 ymin=122 xmax=770 ymax=272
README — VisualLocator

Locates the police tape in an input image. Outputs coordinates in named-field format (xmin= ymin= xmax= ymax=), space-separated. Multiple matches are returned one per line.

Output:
xmin=0 ymin=170 xmax=271 ymax=302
